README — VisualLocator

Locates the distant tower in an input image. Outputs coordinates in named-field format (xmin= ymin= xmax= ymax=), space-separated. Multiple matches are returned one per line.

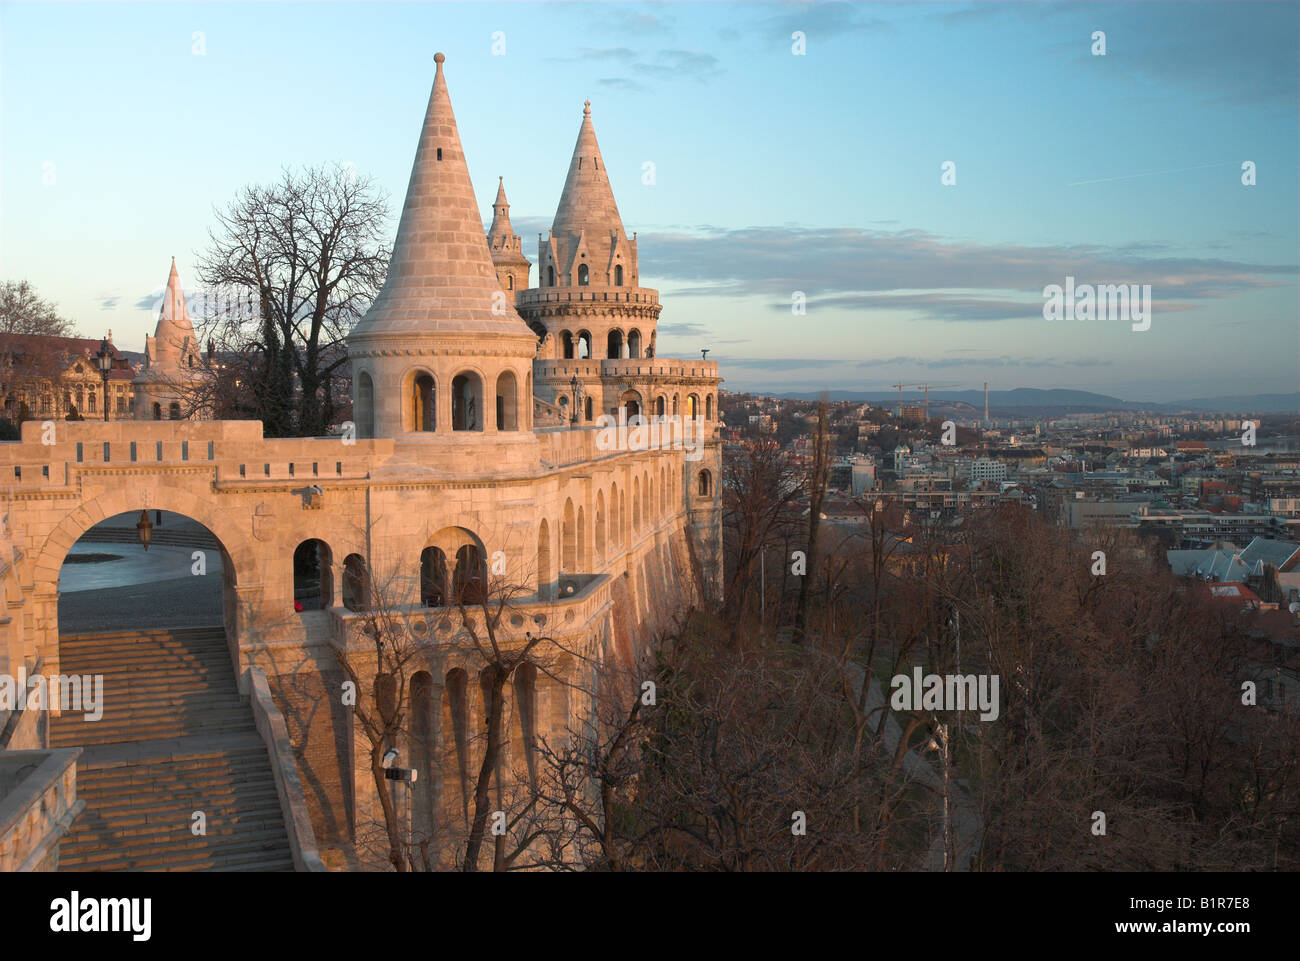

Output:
xmin=518 ymin=100 xmax=660 ymax=366
xmin=487 ymin=177 xmax=531 ymax=296
xmin=984 ymin=381 xmax=989 ymax=425
xmin=134 ymin=257 xmax=208 ymax=420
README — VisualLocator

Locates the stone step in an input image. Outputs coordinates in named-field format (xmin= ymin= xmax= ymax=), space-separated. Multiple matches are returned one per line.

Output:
xmin=76 ymin=767 xmax=279 ymax=796
xmin=53 ymin=628 xmax=293 ymax=873
xmin=61 ymin=811 xmax=289 ymax=846
xmin=59 ymin=832 xmax=293 ymax=870
xmin=63 ymin=848 xmax=297 ymax=873
xmin=52 ymin=726 xmax=258 ymax=748
xmin=67 ymin=796 xmax=285 ymax=832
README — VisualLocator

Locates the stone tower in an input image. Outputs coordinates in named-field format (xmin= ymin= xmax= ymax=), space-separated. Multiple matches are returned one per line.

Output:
xmin=133 ymin=257 xmax=208 ymax=420
xmin=348 ymin=53 xmax=538 ymax=454
xmin=518 ymin=101 xmax=660 ymax=376
xmin=487 ymin=177 xmax=531 ymax=295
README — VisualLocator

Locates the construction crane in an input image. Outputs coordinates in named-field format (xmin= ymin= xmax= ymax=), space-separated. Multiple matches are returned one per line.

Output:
xmin=891 ymin=383 xmax=960 ymax=420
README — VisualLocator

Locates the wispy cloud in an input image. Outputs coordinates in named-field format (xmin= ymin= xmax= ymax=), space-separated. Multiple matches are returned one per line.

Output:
xmin=637 ymin=225 xmax=1297 ymax=316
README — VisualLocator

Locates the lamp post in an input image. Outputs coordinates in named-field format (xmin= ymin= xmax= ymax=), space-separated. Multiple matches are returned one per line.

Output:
xmin=569 ymin=375 xmax=581 ymax=426
xmin=136 ymin=510 xmax=153 ymax=552
xmin=95 ymin=338 xmax=112 ymax=422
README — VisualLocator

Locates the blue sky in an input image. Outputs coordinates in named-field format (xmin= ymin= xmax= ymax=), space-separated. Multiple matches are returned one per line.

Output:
xmin=2 ymin=1 xmax=1296 ymax=402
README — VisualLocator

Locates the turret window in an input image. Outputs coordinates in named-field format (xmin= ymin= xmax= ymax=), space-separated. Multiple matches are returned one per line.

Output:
xmin=614 ymin=264 xmax=623 ymax=286
xmin=578 ymin=264 xmax=589 ymax=286
xmin=507 ymin=275 xmax=514 ymax=290
xmin=547 ymin=265 xmax=555 ymax=286
xmin=437 ymin=148 xmax=443 ymax=161
xmin=451 ymin=372 xmax=483 ymax=431
xmin=411 ymin=372 xmax=435 ymax=432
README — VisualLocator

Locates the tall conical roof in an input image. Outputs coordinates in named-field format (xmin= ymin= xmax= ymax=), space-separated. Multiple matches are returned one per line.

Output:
xmin=487 ymin=176 xmax=517 ymax=244
xmin=551 ymin=101 xmax=627 ymax=244
xmin=350 ymin=53 xmax=533 ymax=343
xmin=153 ymin=257 xmax=196 ymax=364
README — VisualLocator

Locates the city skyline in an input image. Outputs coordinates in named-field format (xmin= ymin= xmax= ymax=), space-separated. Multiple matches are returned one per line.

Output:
xmin=2 ymin=1 xmax=1297 ymax=401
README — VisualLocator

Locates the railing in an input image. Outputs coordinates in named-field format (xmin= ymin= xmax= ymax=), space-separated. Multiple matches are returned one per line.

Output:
xmin=327 ymin=572 xmax=613 ymax=653
xmin=246 ymin=667 xmax=328 ymax=873
xmin=0 ymin=748 xmax=84 ymax=872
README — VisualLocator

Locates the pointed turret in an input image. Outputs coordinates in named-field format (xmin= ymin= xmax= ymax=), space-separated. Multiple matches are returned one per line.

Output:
xmin=536 ymin=101 xmax=638 ymax=291
xmin=150 ymin=257 xmax=197 ymax=367
xmin=487 ymin=177 xmax=531 ymax=293
xmin=349 ymin=53 xmax=533 ymax=343
xmin=552 ymin=101 xmax=627 ymax=245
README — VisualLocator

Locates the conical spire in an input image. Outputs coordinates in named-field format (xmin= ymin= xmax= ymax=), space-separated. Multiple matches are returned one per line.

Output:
xmin=487 ymin=176 xmax=516 ymax=244
xmin=153 ymin=256 xmax=196 ymax=365
xmin=551 ymin=101 xmax=627 ymax=244
xmin=350 ymin=53 xmax=532 ymax=342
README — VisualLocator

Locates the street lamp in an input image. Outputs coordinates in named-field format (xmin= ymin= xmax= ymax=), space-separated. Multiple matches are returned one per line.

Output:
xmin=569 ymin=375 xmax=581 ymax=426
xmin=95 ymin=337 xmax=112 ymax=422
xmin=136 ymin=509 xmax=153 ymax=551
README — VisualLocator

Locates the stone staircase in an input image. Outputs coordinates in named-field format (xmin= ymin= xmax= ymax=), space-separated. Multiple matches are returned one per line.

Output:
xmin=50 ymin=626 xmax=295 ymax=871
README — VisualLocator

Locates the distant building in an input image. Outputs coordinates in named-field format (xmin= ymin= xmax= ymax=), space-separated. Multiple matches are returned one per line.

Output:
xmin=0 ymin=332 xmax=135 ymax=422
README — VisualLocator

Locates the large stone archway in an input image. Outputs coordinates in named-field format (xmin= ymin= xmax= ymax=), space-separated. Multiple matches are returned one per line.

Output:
xmin=25 ymin=484 xmax=262 ymax=679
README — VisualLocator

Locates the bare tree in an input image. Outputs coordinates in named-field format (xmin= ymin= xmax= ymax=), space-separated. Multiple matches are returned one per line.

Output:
xmin=196 ymin=164 xmax=390 ymax=436
xmin=0 ymin=280 xmax=76 ymax=337
xmin=794 ymin=395 xmax=832 ymax=642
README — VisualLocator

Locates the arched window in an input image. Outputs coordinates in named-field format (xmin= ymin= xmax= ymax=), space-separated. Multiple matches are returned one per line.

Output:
xmin=595 ymin=491 xmax=606 ymax=562
xmin=672 ymin=394 xmax=679 ymax=416
xmin=537 ymin=519 xmax=552 ymax=598
xmin=342 ymin=554 xmax=370 ymax=611
xmin=609 ymin=482 xmax=620 ymax=547
xmin=443 ymin=669 xmax=471 ymax=821
xmin=633 ymin=477 xmax=641 ymax=532
xmin=698 ymin=469 xmax=712 ymax=496
xmin=584 ymin=396 xmax=593 ymax=421
xmin=293 ymin=539 xmax=333 ymax=610
xmin=655 ymin=396 xmax=665 ymax=417
xmin=496 ymin=371 xmax=518 ymax=431
xmin=409 ymin=672 xmax=435 ymax=843
xmin=606 ymin=330 xmax=623 ymax=360
xmin=152 ymin=402 xmax=161 ymax=420
xmin=420 ymin=547 xmax=448 ymax=607
xmin=513 ymin=663 xmax=538 ymax=785
xmin=562 ymin=499 xmax=576 ymax=571
xmin=706 ymin=394 xmax=713 ymax=420
xmin=547 ymin=265 xmax=555 ymax=286
xmin=451 ymin=372 xmax=482 ymax=431
xmin=562 ymin=330 xmax=575 ymax=359
xmin=507 ymin=274 xmax=514 ymax=290
xmin=356 ymin=371 xmax=375 ymax=439
xmin=168 ymin=401 xmax=181 ymax=420
xmin=578 ymin=263 xmax=589 ymax=286
xmin=614 ymin=264 xmax=623 ymax=286
xmin=412 ymin=372 xmax=435 ymax=431
xmin=687 ymin=394 xmax=699 ymax=418
xmin=577 ymin=331 xmax=592 ymax=359
xmin=628 ymin=329 xmax=642 ymax=358
xmin=453 ymin=544 xmax=487 ymax=605
xmin=620 ymin=390 xmax=641 ymax=420
xmin=577 ymin=505 xmax=587 ymax=570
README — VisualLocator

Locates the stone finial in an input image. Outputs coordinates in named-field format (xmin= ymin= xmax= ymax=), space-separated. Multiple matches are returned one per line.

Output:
xmin=434 ymin=52 xmax=445 ymax=65
xmin=583 ymin=100 xmax=591 ymax=117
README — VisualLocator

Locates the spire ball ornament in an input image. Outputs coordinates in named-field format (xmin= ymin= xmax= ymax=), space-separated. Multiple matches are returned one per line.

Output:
xmin=434 ymin=51 xmax=445 ymax=64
